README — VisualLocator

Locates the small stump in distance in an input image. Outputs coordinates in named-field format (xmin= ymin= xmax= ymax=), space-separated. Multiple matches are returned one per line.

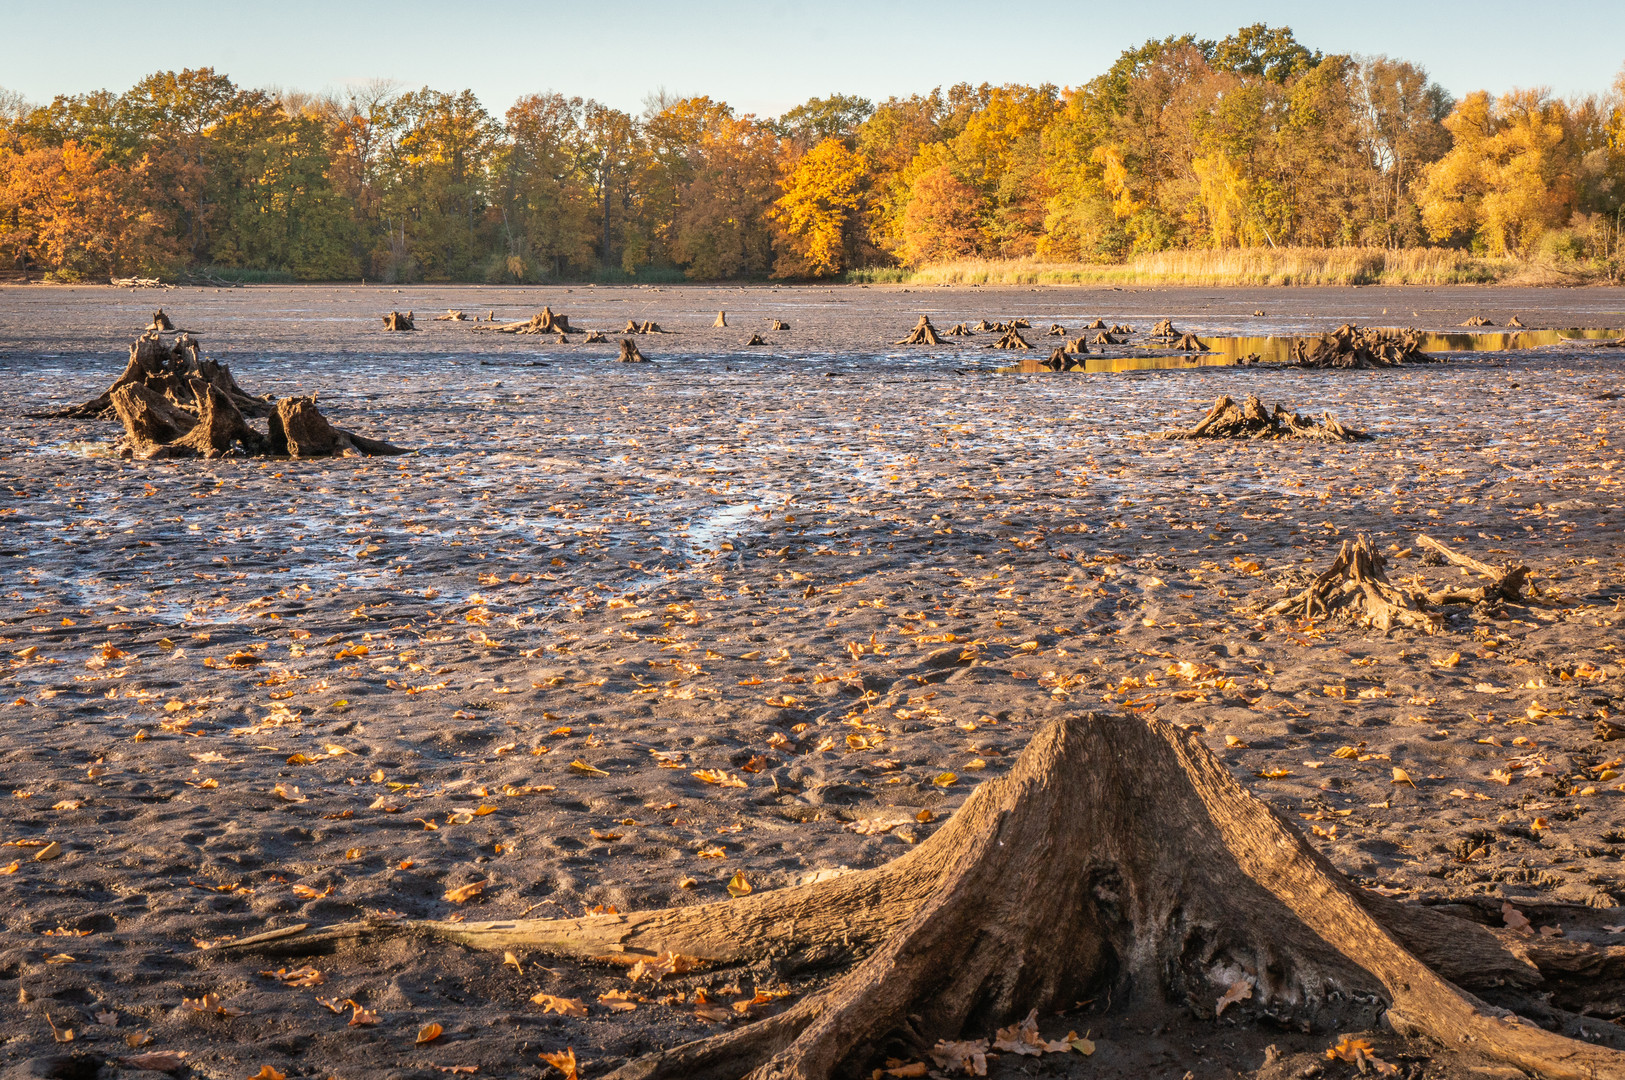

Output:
xmin=382 ymin=311 xmax=416 ymax=331
xmin=617 ymin=339 xmax=649 ymax=363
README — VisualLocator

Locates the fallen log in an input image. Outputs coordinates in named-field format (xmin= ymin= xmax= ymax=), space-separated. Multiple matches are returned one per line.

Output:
xmin=382 ymin=311 xmax=416 ymax=331
xmin=894 ymin=316 xmax=942 ymax=345
xmin=1163 ymin=394 xmax=1368 ymax=442
xmin=1266 ymin=535 xmax=1441 ymax=634
xmin=213 ymin=711 xmax=1625 ymax=1080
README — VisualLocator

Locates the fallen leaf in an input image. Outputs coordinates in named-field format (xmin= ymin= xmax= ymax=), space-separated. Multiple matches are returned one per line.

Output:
xmin=1391 ymin=767 xmax=1416 ymax=788
xmin=539 ymin=1048 xmax=579 ymax=1080
xmin=443 ymin=879 xmax=488 ymax=904
xmin=531 ymin=993 xmax=588 ymax=1017
xmin=247 ymin=1068 xmax=286 ymax=1080
xmin=118 ymin=1052 xmax=188 ymax=1074
xmin=727 ymin=869 xmax=752 ymax=897
xmin=347 ymin=1001 xmax=380 ymax=1026
xmin=1215 ymin=975 xmax=1254 ymax=1016
xmin=598 ymin=989 xmax=640 ymax=1012
xmin=416 ymin=1022 xmax=444 ymax=1045
xmin=569 ymin=760 xmax=609 ymax=776
xmin=34 ymin=841 xmax=61 ymax=862
xmin=691 ymin=768 xmax=746 ymax=788
xmin=183 ymin=992 xmax=244 ymax=1017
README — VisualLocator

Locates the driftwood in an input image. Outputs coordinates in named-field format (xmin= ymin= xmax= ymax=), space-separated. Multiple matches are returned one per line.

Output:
xmin=895 ymin=316 xmax=942 ymax=345
xmin=1292 ymin=324 xmax=1433 ymax=369
xmin=434 ymin=310 xmax=468 ymax=321
xmin=743 ymin=333 xmax=766 ymax=346
xmin=991 ymin=327 xmax=1032 ymax=350
xmin=1163 ymin=395 xmax=1368 ymax=442
xmin=1266 ymin=535 xmax=1441 ymax=634
xmin=714 ymin=311 xmax=727 ymax=327
xmin=771 ymin=319 xmax=789 ymax=331
xmin=215 ymin=710 xmax=1625 ymax=1080
xmin=111 ymin=276 xmax=169 ymax=289
xmin=493 ymin=307 xmax=571 ymax=334
xmin=30 ymin=331 xmax=272 ymax=421
xmin=1416 ymin=534 xmax=1533 ymax=604
xmin=1460 ymin=316 xmax=1494 ymax=327
xmin=617 ymin=339 xmax=649 ymax=363
xmin=382 ymin=311 xmax=416 ymax=331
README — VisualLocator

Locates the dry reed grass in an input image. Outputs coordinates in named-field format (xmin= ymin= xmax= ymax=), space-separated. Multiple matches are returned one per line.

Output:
xmin=851 ymin=247 xmax=1531 ymax=286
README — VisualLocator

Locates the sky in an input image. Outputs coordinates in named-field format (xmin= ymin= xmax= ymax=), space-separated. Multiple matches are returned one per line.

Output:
xmin=5 ymin=0 xmax=1623 ymax=118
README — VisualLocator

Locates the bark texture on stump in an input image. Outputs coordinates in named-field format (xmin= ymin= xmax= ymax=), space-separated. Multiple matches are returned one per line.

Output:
xmin=382 ymin=311 xmax=416 ymax=331
xmin=894 ymin=317 xmax=942 ymax=345
xmin=618 ymin=339 xmax=649 ymax=363
xmin=1164 ymin=395 xmax=1368 ymax=442
xmin=1292 ymin=324 xmax=1432 ymax=369
xmin=224 ymin=712 xmax=1625 ymax=1080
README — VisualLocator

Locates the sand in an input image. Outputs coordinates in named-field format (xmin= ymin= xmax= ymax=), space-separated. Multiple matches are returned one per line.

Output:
xmin=2 ymin=281 xmax=1625 ymax=1079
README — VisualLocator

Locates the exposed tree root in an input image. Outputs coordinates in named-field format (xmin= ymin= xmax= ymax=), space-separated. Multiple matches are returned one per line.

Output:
xmin=894 ymin=317 xmax=941 ymax=345
xmin=216 ymin=713 xmax=1625 ymax=1080
xmin=1266 ymin=535 xmax=1440 ymax=633
xmin=1163 ymin=394 xmax=1369 ymax=442
xmin=382 ymin=311 xmax=416 ymax=331
xmin=618 ymin=339 xmax=649 ymax=363
xmin=1292 ymin=324 xmax=1434 ymax=368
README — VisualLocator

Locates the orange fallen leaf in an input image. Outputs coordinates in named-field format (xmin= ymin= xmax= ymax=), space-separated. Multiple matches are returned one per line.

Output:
xmin=416 ymin=1022 xmax=444 ymax=1045
xmin=443 ymin=879 xmax=488 ymax=904
xmin=118 ymin=1053 xmax=188 ymax=1074
xmin=531 ymin=993 xmax=588 ymax=1017
xmin=539 ymin=1048 xmax=578 ymax=1080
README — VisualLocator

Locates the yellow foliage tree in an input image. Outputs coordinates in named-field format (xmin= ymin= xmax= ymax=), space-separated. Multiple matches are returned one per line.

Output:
xmin=771 ymin=137 xmax=866 ymax=277
xmin=1419 ymin=89 xmax=1578 ymax=255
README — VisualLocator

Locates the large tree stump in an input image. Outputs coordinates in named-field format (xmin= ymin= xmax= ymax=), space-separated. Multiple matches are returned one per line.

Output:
xmin=32 ymin=331 xmax=272 ymax=420
xmin=1063 ymin=336 xmax=1088 ymax=354
xmin=1292 ymin=324 xmax=1433 ymax=368
xmin=894 ymin=316 xmax=942 ymax=345
xmin=1083 ymin=318 xmax=1106 ymax=329
xmin=1266 ymin=535 xmax=1441 ymax=634
xmin=618 ymin=339 xmax=649 ymax=363
xmin=382 ymin=311 xmax=416 ymax=331
xmin=493 ymin=307 xmax=572 ymax=334
xmin=1164 ymin=395 xmax=1368 ymax=442
xmin=268 ymin=397 xmax=406 ymax=457
xmin=991 ymin=327 xmax=1031 ymax=350
xmin=221 ymin=712 xmax=1625 ymax=1080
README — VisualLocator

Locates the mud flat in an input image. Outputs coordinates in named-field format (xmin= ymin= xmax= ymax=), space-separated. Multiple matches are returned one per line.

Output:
xmin=2 ymin=283 xmax=1625 ymax=1079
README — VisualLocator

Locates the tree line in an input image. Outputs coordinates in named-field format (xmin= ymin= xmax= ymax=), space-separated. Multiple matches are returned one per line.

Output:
xmin=2 ymin=25 xmax=1622 ymax=283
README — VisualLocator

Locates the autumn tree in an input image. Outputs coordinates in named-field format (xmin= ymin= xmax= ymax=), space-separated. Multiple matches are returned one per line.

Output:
xmin=772 ymin=137 xmax=866 ymax=277
xmin=672 ymin=116 xmax=781 ymax=279
xmin=1419 ymin=88 xmax=1578 ymax=254
xmin=895 ymin=165 xmax=981 ymax=265
xmin=497 ymin=92 xmax=597 ymax=279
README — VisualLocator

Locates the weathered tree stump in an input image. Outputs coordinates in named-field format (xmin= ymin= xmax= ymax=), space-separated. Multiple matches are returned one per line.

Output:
xmin=1507 ymin=315 xmax=1526 ymax=328
xmin=583 ymin=330 xmax=608 ymax=343
xmin=494 ymin=307 xmax=572 ymax=334
xmin=771 ymin=319 xmax=789 ymax=331
xmin=268 ymin=397 xmax=405 ymax=457
xmin=1460 ymin=316 xmax=1494 ymax=327
xmin=1150 ymin=318 xmax=1178 ymax=341
xmin=973 ymin=319 xmax=995 ymax=332
xmin=944 ymin=323 xmax=972 ymax=337
xmin=743 ymin=334 xmax=766 ymax=346
xmin=147 ymin=309 xmax=175 ymax=331
xmin=1009 ymin=317 xmax=1031 ymax=328
xmin=1174 ymin=332 xmax=1206 ymax=350
xmin=218 ymin=711 xmax=1625 ymax=1080
xmin=382 ymin=311 xmax=416 ymax=331
xmin=1046 ymin=323 xmax=1066 ymax=336
xmin=1083 ymin=318 xmax=1106 ymax=329
xmin=1266 ymin=535 xmax=1440 ymax=634
xmin=1111 ymin=323 xmax=1133 ymax=334
xmin=618 ymin=339 xmax=649 ymax=363
xmin=1042 ymin=347 xmax=1087 ymax=371
xmin=1292 ymin=324 xmax=1432 ymax=369
xmin=1091 ymin=330 xmax=1118 ymax=345
xmin=434 ymin=310 xmax=468 ymax=321
xmin=714 ymin=311 xmax=728 ymax=328
xmin=991 ymin=327 xmax=1032 ymax=350
xmin=1163 ymin=394 xmax=1368 ymax=443
xmin=894 ymin=316 xmax=942 ymax=346
xmin=1062 ymin=336 xmax=1088 ymax=355
xmin=31 ymin=331 xmax=272 ymax=421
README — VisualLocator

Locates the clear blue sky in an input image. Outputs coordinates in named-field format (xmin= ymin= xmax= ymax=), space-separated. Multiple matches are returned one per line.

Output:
xmin=5 ymin=0 xmax=1622 ymax=116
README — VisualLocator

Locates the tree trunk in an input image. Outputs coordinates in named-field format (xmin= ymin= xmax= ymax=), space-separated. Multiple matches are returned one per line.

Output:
xmin=222 ymin=713 xmax=1625 ymax=1080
